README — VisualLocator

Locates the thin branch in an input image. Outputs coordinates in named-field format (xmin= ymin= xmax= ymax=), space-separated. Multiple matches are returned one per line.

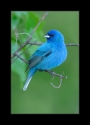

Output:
xmin=44 ymin=70 xmax=67 ymax=88
xmin=14 ymin=28 xmax=22 ymax=45
xmin=14 ymin=28 xmax=32 ymax=56
xmin=66 ymin=43 xmax=79 ymax=46
xmin=11 ymin=53 xmax=28 ymax=64
xmin=11 ymin=45 xmax=31 ymax=64
xmin=50 ymin=76 xmax=62 ymax=88
xmin=11 ymin=57 xmax=17 ymax=64
xmin=11 ymin=40 xmax=79 ymax=60
xmin=11 ymin=11 xmax=79 ymax=63
xmin=24 ymin=45 xmax=32 ymax=55
xmin=15 ymin=32 xmax=79 ymax=47
xmin=11 ymin=41 xmax=79 ymax=62
xmin=11 ymin=36 xmax=32 ymax=59
xmin=11 ymin=11 xmax=49 ymax=59
xmin=28 ymin=41 xmax=42 ymax=45
xmin=30 ymin=11 xmax=49 ymax=35
xmin=28 ymin=41 xmax=79 ymax=46
xmin=45 ymin=70 xmax=67 ymax=79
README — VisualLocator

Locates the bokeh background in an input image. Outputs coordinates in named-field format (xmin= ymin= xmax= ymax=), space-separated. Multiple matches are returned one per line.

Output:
xmin=11 ymin=11 xmax=79 ymax=114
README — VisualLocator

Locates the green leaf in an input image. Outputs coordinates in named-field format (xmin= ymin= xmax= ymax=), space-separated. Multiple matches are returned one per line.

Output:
xmin=11 ymin=57 xmax=27 ymax=89
xmin=11 ymin=42 xmax=19 ymax=54
xmin=11 ymin=42 xmax=27 ymax=88
xmin=11 ymin=11 xmax=45 ymax=45
xmin=11 ymin=11 xmax=45 ymax=89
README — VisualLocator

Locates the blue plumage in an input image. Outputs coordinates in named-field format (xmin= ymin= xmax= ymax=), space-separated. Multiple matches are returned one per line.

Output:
xmin=23 ymin=30 xmax=67 ymax=91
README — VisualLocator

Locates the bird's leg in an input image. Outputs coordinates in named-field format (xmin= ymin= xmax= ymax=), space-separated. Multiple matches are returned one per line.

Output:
xmin=44 ymin=70 xmax=54 ymax=74
xmin=45 ymin=70 xmax=63 ymax=88
xmin=38 ymin=69 xmax=54 ymax=77
xmin=44 ymin=70 xmax=54 ymax=78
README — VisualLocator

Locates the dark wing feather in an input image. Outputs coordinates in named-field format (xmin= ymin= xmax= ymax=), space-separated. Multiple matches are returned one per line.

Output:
xmin=25 ymin=49 xmax=52 ymax=71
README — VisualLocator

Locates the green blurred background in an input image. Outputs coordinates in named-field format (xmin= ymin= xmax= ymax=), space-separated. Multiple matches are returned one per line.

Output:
xmin=11 ymin=11 xmax=79 ymax=114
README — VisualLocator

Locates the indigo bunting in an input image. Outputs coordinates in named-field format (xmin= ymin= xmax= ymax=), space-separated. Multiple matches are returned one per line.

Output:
xmin=23 ymin=30 xmax=67 ymax=91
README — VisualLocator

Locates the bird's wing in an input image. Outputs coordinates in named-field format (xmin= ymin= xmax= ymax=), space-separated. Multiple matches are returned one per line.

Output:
xmin=25 ymin=49 xmax=52 ymax=71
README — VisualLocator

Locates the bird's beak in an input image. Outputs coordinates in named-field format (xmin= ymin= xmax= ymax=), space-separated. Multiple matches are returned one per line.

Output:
xmin=44 ymin=34 xmax=50 ymax=38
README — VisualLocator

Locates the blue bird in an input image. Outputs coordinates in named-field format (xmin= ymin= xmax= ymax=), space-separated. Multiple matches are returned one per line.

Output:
xmin=23 ymin=30 xmax=67 ymax=91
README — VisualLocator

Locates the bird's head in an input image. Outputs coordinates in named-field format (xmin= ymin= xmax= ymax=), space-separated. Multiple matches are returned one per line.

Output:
xmin=44 ymin=30 xmax=64 ymax=43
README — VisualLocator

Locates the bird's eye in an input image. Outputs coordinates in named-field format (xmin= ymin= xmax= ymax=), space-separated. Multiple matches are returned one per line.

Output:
xmin=48 ymin=34 xmax=54 ymax=37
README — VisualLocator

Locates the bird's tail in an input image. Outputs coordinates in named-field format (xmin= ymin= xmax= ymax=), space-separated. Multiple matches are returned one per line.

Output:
xmin=23 ymin=68 xmax=37 ymax=91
